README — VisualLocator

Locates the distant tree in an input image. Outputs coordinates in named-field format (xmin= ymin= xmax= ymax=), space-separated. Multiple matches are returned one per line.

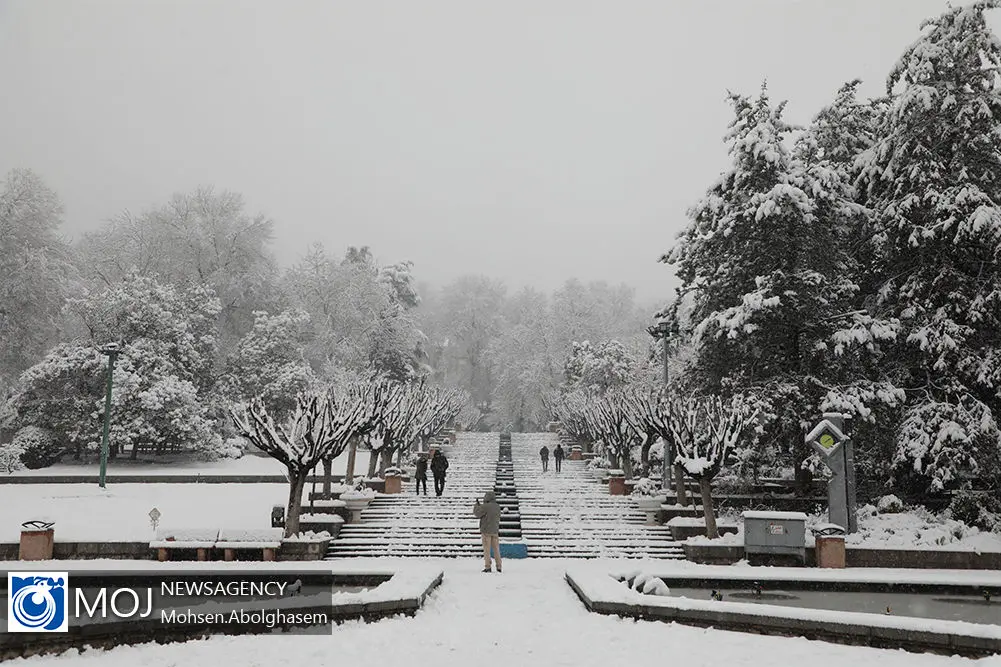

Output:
xmin=222 ymin=309 xmax=316 ymax=420
xmin=0 ymin=169 xmax=77 ymax=394
xmin=562 ymin=340 xmax=636 ymax=394
xmin=77 ymin=186 xmax=280 ymax=343
xmin=285 ymin=244 xmax=424 ymax=382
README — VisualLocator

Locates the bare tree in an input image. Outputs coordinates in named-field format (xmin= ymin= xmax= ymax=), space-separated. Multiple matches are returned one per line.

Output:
xmin=668 ymin=394 xmax=757 ymax=538
xmin=231 ymin=388 xmax=382 ymax=536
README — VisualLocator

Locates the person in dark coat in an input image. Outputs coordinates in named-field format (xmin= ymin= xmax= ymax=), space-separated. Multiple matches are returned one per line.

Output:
xmin=554 ymin=443 xmax=565 ymax=473
xmin=540 ymin=445 xmax=550 ymax=472
xmin=473 ymin=491 xmax=502 ymax=572
xmin=430 ymin=449 xmax=449 ymax=496
xmin=414 ymin=454 xmax=429 ymax=495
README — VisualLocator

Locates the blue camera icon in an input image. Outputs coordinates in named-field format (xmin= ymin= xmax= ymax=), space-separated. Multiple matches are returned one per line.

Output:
xmin=7 ymin=572 xmax=68 ymax=633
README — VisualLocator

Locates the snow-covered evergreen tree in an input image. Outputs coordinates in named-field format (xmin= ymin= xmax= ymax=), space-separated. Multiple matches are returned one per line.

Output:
xmin=664 ymin=86 xmax=860 ymax=474
xmin=223 ymin=309 xmax=316 ymax=420
xmin=9 ymin=275 xmax=224 ymax=461
xmin=854 ymin=0 xmax=1001 ymax=492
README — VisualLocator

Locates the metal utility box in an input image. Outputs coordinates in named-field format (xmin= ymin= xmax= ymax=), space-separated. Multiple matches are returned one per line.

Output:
xmin=742 ymin=511 xmax=807 ymax=565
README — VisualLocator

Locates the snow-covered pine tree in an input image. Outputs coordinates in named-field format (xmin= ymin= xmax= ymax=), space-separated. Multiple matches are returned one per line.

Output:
xmin=664 ymin=86 xmax=859 ymax=478
xmin=855 ymin=0 xmax=1001 ymax=493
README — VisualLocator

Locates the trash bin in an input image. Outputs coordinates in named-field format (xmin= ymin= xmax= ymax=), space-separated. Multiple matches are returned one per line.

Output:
xmin=271 ymin=505 xmax=285 ymax=528
xmin=607 ymin=470 xmax=626 ymax=496
xmin=813 ymin=523 xmax=846 ymax=568
xmin=383 ymin=470 xmax=402 ymax=494
xmin=19 ymin=521 xmax=55 ymax=561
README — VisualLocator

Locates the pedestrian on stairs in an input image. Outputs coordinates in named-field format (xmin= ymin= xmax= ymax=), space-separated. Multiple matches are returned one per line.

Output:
xmin=431 ymin=449 xmax=449 ymax=496
xmin=554 ymin=443 xmax=565 ymax=473
xmin=474 ymin=491 xmax=502 ymax=573
xmin=415 ymin=453 xmax=429 ymax=495
xmin=540 ymin=445 xmax=550 ymax=473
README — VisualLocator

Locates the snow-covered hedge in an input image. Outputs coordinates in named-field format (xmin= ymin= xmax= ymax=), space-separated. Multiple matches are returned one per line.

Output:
xmin=616 ymin=571 xmax=671 ymax=597
xmin=631 ymin=477 xmax=664 ymax=497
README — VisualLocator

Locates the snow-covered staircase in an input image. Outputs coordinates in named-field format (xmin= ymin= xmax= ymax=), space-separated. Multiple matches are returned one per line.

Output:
xmin=513 ymin=432 xmax=683 ymax=559
xmin=326 ymin=431 xmax=682 ymax=559
xmin=326 ymin=432 xmax=501 ymax=558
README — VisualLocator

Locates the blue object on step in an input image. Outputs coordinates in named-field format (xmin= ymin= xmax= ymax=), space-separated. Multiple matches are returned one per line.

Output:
xmin=499 ymin=542 xmax=528 ymax=558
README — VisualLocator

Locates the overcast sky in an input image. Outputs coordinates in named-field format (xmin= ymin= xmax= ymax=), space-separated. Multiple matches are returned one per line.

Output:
xmin=0 ymin=0 xmax=975 ymax=306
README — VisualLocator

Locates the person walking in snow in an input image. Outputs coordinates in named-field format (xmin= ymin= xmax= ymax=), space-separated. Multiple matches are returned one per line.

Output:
xmin=474 ymin=491 xmax=502 ymax=573
xmin=540 ymin=444 xmax=550 ymax=473
xmin=431 ymin=449 xmax=449 ymax=496
xmin=554 ymin=443 xmax=565 ymax=473
xmin=415 ymin=453 xmax=429 ymax=495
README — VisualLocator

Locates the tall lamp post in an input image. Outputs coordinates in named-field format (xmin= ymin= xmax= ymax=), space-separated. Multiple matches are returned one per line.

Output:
xmin=98 ymin=342 xmax=120 ymax=489
xmin=647 ymin=320 xmax=685 ymax=501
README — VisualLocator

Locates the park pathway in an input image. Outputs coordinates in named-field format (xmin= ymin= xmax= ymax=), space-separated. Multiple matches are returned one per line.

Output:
xmin=513 ymin=432 xmax=683 ymax=559
xmin=327 ymin=432 xmax=502 ymax=558
xmin=329 ymin=431 xmax=681 ymax=559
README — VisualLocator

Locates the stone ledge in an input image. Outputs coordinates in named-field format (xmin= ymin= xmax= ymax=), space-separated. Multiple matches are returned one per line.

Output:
xmin=683 ymin=542 xmax=1001 ymax=570
xmin=564 ymin=570 xmax=1001 ymax=658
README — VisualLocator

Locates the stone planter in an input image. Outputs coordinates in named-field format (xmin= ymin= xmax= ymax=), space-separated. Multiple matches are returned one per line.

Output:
xmin=607 ymin=471 xmax=626 ymax=496
xmin=341 ymin=492 xmax=375 ymax=523
xmin=634 ymin=495 xmax=668 ymax=524
xmin=569 ymin=446 xmax=583 ymax=461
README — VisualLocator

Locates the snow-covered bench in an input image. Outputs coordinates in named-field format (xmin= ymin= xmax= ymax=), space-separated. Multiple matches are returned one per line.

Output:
xmin=151 ymin=528 xmax=219 ymax=562
xmin=215 ymin=528 xmax=284 ymax=562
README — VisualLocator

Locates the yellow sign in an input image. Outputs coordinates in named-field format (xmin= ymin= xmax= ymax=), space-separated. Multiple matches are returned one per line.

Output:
xmin=819 ymin=433 xmax=836 ymax=449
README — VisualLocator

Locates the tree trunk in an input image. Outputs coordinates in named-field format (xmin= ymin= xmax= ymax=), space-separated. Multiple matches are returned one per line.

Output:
xmin=130 ymin=444 xmax=139 ymax=460
xmin=793 ymin=442 xmax=812 ymax=497
xmin=395 ymin=447 xmax=404 ymax=467
xmin=367 ymin=448 xmax=379 ymax=478
xmin=675 ymin=464 xmax=689 ymax=507
xmin=699 ymin=477 xmax=718 ymax=539
xmin=322 ymin=458 xmax=332 ymax=496
xmin=621 ymin=445 xmax=634 ymax=480
xmin=345 ymin=437 xmax=358 ymax=484
xmin=284 ymin=470 xmax=308 ymax=538
xmin=640 ymin=439 xmax=651 ymax=477
xmin=379 ymin=447 xmax=393 ymax=476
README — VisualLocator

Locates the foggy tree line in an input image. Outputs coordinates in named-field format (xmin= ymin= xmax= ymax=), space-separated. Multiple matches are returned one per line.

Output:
xmin=0 ymin=176 xmax=653 ymax=465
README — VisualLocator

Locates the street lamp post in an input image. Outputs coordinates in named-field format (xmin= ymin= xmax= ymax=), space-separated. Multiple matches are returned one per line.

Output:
xmin=647 ymin=320 xmax=672 ymax=490
xmin=98 ymin=342 xmax=120 ymax=489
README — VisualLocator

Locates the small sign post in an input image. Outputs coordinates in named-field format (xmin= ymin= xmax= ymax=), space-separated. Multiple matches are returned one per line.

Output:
xmin=149 ymin=507 xmax=161 ymax=535
xmin=805 ymin=413 xmax=857 ymax=534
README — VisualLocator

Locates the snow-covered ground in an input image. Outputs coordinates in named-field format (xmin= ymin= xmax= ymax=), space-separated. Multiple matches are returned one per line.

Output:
xmin=0 ymin=483 xmax=289 ymax=542
xmin=4 ymin=559 xmax=998 ymax=667
xmin=692 ymin=504 xmax=1001 ymax=552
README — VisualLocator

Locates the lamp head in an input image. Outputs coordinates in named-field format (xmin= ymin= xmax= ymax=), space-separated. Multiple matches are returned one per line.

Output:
xmin=100 ymin=342 xmax=121 ymax=355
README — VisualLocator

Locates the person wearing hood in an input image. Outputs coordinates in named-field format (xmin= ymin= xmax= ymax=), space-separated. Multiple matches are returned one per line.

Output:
xmin=473 ymin=491 xmax=502 ymax=573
